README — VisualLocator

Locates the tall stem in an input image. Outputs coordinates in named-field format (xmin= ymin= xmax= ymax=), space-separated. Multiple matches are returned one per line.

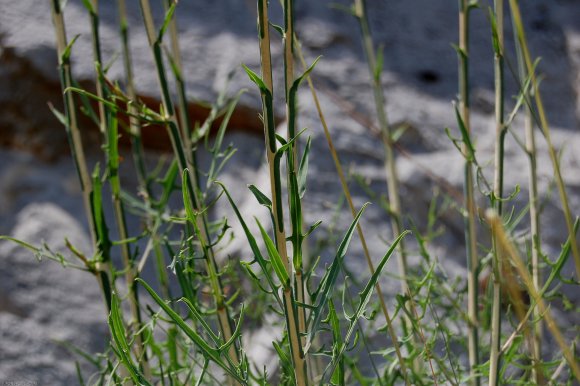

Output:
xmin=138 ymin=0 xmax=239 ymax=373
xmin=353 ymin=0 xmax=417 ymax=370
xmin=283 ymin=0 xmax=308 ymax=359
xmin=514 ymin=21 xmax=543 ymax=384
xmin=50 ymin=0 xmax=113 ymax=310
xmin=117 ymin=0 xmax=150 ymax=196
xmin=257 ymin=1 xmax=306 ymax=384
xmin=509 ymin=0 xmax=580 ymax=280
xmin=489 ymin=1 xmax=505 ymax=385
xmin=458 ymin=1 xmax=480 ymax=384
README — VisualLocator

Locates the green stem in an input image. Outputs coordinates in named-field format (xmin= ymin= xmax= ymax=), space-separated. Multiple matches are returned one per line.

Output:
xmin=257 ymin=1 xmax=306 ymax=384
xmin=509 ymin=0 xmax=580 ymax=281
xmin=514 ymin=21 xmax=544 ymax=385
xmin=50 ymin=0 xmax=113 ymax=311
xmin=489 ymin=1 xmax=505 ymax=384
xmin=458 ymin=1 xmax=480 ymax=384
xmin=117 ymin=0 xmax=150 ymax=197
xmin=353 ymin=0 xmax=418 ymax=372
xmin=139 ymin=0 xmax=239 ymax=375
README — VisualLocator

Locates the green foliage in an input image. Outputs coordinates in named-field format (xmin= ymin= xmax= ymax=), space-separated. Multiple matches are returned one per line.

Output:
xmin=0 ymin=1 xmax=577 ymax=385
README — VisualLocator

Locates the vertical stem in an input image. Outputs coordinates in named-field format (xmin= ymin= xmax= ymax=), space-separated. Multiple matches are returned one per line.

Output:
xmin=138 ymin=0 xmax=239 ymax=373
xmin=511 ymin=5 xmax=544 ymax=383
xmin=489 ymin=1 xmax=505 ymax=385
xmin=257 ymin=1 xmax=306 ymax=384
xmin=86 ymin=1 xmax=149 ymax=376
xmin=89 ymin=0 xmax=107 ymax=137
xmin=514 ymin=28 xmax=543 ymax=386
xmin=117 ymin=0 xmax=150 ymax=196
xmin=509 ymin=0 xmax=580 ymax=280
xmin=353 ymin=0 xmax=417 ymax=372
xmin=50 ymin=0 xmax=113 ymax=311
xmin=283 ymin=0 xmax=308 ymax=360
xmin=51 ymin=0 xmax=95 ymax=251
xmin=458 ymin=1 xmax=480 ymax=384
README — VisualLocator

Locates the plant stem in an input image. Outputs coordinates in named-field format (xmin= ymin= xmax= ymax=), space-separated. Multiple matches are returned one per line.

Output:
xmin=117 ymin=0 xmax=150 ymax=197
xmin=86 ymin=2 xmax=150 ymax=376
xmin=458 ymin=1 xmax=480 ymax=384
xmin=513 ymin=18 xmax=543 ymax=384
xmin=50 ymin=0 xmax=113 ymax=310
xmin=138 ymin=0 xmax=239 ymax=373
xmin=256 ymin=1 xmax=306 ymax=384
xmin=283 ymin=0 xmax=308 ymax=362
xmin=353 ymin=0 xmax=417 ymax=370
xmin=509 ymin=0 xmax=580 ymax=280
xmin=489 ymin=1 xmax=505 ymax=384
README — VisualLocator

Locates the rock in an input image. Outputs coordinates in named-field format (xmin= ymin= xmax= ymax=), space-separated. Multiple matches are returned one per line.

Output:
xmin=0 ymin=203 xmax=107 ymax=385
xmin=1 ymin=0 xmax=580 ymax=382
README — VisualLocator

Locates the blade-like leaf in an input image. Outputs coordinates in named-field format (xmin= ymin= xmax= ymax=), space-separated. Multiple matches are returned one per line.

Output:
xmin=297 ymin=137 xmax=311 ymax=199
xmin=322 ymin=231 xmax=410 ymax=382
xmin=248 ymin=184 xmax=272 ymax=209
xmin=306 ymin=203 xmax=370 ymax=349
xmin=108 ymin=293 xmax=152 ymax=386
xmin=256 ymin=219 xmax=289 ymax=287
xmin=136 ymin=278 xmax=246 ymax=384
xmin=217 ymin=182 xmax=282 ymax=307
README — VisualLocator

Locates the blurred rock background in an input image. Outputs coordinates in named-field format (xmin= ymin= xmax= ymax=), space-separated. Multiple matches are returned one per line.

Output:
xmin=1 ymin=0 xmax=579 ymax=383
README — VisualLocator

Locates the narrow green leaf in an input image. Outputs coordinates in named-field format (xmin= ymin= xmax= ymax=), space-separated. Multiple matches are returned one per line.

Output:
xmin=272 ymin=341 xmax=296 ymax=384
xmin=136 ymin=278 xmax=246 ymax=384
xmin=61 ymin=34 xmax=80 ymax=62
xmin=108 ymin=293 xmax=152 ymax=386
xmin=242 ymin=64 xmax=271 ymax=97
xmin=157 ymin=1 xmax=176 ymax=43
xmin=374 ymin=45 xmax=384 ymax=83
xmin=322 ymin=231 xmax=410 ymax=382
xmin=329 ymin=300 xmax=346 ymax=386
xmin=217 ymin=182 xmax=283 ymax=307
xmin=270 ymin=22 xmax=284 ymax=37
xmin=181 ymin=169 xmax=196 ymax=224
xmin=248 ymin=184 xmax=272 ymax=208
xmin=90 ymin=163 xmax=111 ymax=261
xmin=64 ymin=87 xmax=119 ymax=112
xmin=256 ymin=219 xmax=289 ymax=286
xmin=488 ymin=7 xmax=501 ymax=55
xmin=453 ymin=103 xmax=476 ymax=161
xmin=80 ymin=0 xmax=94 ymax=13
xmin=297 ymin=137 xmax=311 ymax=199
xmin=306 ymin=203 xmax=370 ymax=349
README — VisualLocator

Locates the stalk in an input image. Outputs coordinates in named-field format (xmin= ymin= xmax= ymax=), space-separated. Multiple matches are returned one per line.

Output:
xmin=138 ymin=0 xmax=239 ymax=372
xmin=256 ymin=1 xmax=306 ymax=384
xmin=508 ymin=0 xmax=580 ymax=280
xmin=489 ymin=1 xmax=505 ymax=384
xmin=513 ymin=17 xmax=543 ymax=384
xmin=85 ymin=1 xmax=150 ymax=376
xmin=353 ymin=0 xmax=417 ymax=368
xmin=164 ymin=0 xmax=240 ymax=371
xmin=295 ymin=37 xmax=411 ymax=386
xmin=50 ymin=0 xmax=113 ymax=310
xmin=458 ymin=1 xmax=480 ymax=384
xmin=283 ymin=0 xmax=308 ymax=359
xmin=88 ymin=0 xmax=107 ymax=137
xmin=117 ymin=0 xmax=150 ymax=196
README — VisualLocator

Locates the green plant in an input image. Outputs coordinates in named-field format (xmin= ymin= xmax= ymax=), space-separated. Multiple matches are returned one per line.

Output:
xmin=2 ymin=1 xmax=579 ymax=385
